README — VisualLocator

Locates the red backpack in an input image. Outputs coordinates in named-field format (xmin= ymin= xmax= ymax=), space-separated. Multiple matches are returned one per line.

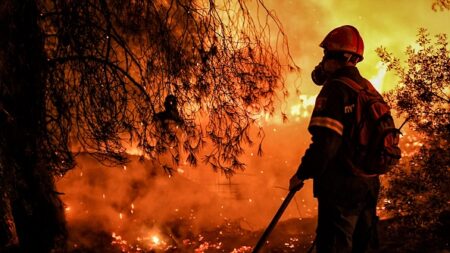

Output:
xmin=336 ymin=77 xmax=401 ymax=177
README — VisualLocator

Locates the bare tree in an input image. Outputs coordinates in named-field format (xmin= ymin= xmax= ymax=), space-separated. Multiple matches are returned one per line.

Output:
xmin=0 ymin=0 xmax=298 ymax=251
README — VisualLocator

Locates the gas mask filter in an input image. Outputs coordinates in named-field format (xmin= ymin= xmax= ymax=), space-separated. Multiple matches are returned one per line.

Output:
xmin=311 ymin=62 xmax=328 ymax=86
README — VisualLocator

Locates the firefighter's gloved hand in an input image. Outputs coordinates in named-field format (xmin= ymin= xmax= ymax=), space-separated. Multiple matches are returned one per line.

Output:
xmin=289 ymin=175 xmax=304 ymax=192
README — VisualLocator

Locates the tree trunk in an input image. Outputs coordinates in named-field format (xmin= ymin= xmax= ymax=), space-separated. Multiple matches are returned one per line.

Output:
xmin=0 ymin=0 xmax=67 ymax=252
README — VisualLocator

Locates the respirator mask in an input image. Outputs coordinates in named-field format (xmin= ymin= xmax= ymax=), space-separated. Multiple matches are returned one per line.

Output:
xmin=311 ymin=61 xmax=329 ymax=86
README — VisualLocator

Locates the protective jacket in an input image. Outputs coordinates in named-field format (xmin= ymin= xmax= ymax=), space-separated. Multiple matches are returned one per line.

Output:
xmin=296 ymin=66 xmax=380 ymax=208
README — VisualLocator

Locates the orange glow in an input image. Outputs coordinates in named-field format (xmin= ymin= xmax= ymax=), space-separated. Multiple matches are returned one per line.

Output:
xmin=289 ymin=94 xmax=317 ymax=122
xmin=369 ymin=62 xmax=388 ymax=92
xmin=57 ymin=1 xmax=448 ymax=252
xmin=151 ymin=235 xmax=160 ymax=245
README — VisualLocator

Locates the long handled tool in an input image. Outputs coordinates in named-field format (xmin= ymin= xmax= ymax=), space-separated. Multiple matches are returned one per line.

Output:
xmin=252 ymin=186 xmax=301 ymax=253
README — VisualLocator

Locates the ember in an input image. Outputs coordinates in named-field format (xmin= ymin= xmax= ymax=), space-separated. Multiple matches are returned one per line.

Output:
xmin=53 ymin=1 xmax=440 ymax=253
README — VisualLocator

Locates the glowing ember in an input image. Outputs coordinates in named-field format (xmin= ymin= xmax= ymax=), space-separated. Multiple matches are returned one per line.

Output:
xmin=151 ymin=235 xmax=160 ymax=245
xmin=231 ymin=246 xmax=252 ymax=252
xmin=194 ymin=241 xmax=223 ymax=252
xmin=52 ymin=1 xmax=443 ymax=252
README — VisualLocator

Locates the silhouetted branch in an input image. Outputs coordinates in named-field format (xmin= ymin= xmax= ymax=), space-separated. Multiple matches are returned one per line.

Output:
xmin=39 ymin=0 xmax=299 ymax=175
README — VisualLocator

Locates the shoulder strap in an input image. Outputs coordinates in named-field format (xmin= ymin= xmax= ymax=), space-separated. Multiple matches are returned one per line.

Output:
xmin=333 ymin=76 xmax=364 ymax=93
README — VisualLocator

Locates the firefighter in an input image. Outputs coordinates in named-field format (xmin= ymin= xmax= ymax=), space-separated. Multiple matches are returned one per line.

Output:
xmin=289 ymin=25 xmax=380 ymax=253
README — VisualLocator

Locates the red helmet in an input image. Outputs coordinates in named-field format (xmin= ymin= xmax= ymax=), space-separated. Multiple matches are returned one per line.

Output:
xmin=320 ymin=25 xmax=364 ymax=62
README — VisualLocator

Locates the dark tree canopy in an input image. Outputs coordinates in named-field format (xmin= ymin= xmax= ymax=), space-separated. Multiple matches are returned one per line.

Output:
xmin=39 ymin=0 xmax=299 ymax=176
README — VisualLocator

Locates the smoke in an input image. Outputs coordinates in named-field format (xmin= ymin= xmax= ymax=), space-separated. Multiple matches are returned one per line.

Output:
xmin=57 ymin=117 xmax=317 ymax=250
xmin=56 ymin=0 xmax=449 ymax=251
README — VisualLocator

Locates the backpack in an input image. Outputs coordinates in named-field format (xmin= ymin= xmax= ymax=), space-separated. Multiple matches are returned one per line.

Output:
xmin=336 ymin=76 xmax=401 ymax=177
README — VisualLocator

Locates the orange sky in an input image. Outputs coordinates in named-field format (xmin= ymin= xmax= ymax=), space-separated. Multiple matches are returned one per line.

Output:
xmin=266 ymin=0 xmax=450 ymax=95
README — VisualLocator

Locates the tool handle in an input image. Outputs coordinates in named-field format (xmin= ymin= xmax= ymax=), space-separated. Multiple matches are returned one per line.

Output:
xmin=252 ymin=190 xmax=297 ymax=253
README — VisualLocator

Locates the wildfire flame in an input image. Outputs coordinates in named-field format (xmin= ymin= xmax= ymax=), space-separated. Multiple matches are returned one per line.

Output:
xmin=289 ymin=94 xmax=317 ymax=121
xmin=57 ymin=1 xmax=445 ymax=252
xmin=369 ymin=62 xmax=388 ymax=92
xmin=151 ymin=235 xmax=160 ymax=245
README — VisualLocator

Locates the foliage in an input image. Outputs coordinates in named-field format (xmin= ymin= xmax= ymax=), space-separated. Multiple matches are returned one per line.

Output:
xmin=376 ymin=28 xmax=449 ymax=137
xmin=381 ymin=142 xmax=449 ymax=250
xmin=37 ymin=0 xmax=299 ymax=176
xmin=432 ymin=0 xmax=450 ymax=11
xmin=377 ymin=29 xmax=449 ymax=250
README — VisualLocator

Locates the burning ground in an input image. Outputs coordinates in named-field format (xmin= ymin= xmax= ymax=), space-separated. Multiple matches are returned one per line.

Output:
xmin=57 ymin=116 xmax=320 ymax=253
xmin=58 ymin=151 xmax=318 ymax=253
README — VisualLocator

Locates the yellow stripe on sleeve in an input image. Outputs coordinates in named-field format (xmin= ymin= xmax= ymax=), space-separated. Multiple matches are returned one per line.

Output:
xmin=309 ymin=117 xmax=344 ymax=136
